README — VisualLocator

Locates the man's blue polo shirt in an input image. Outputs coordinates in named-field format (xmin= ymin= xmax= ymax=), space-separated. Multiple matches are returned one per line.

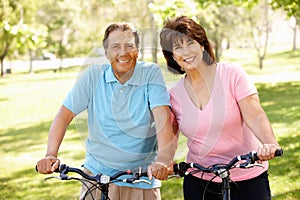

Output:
xmin=63 ymin=61 xmax=170 ymax=188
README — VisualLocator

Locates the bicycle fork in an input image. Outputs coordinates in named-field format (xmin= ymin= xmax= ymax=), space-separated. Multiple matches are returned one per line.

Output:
xmin=218 ymin=169 xmax=231 ymax=200
xmin=221 ymin=177 xmax=231 ymax=200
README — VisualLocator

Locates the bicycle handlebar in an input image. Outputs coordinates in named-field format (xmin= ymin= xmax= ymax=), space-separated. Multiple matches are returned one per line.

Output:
xmin=52 ymin=164 xmax=149 ymax=184
xmin=173 ymin=149 xmax=283 ymax=177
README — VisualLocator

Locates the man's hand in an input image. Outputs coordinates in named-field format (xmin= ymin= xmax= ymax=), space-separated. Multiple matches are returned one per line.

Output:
xmin=148 ymin=161 xmax=173 ymax=180
xmin=36 ymin=156 xmax=60 ymax=174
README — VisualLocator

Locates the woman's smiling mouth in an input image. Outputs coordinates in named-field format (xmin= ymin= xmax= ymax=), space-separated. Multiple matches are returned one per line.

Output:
xmin=183 ymin=56 xmax=195 ymax=63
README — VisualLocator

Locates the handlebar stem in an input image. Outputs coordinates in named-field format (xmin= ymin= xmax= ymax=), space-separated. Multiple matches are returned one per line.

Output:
xmin=217 ymin=169 xmax=229 ymax=179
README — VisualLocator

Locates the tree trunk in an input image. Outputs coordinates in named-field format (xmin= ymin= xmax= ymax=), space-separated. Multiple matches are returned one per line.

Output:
xmin=259 ymin=56 xmax=263 ymax=69
xmin=292 ymin=20 xmax=297 ymax=51
xmin=151 ymin=28 xmax=158 ymax=64
xmin=140 ymin=30 xmax=145 ymax=61
xmin=1 ymin=58 xmax=4 ymax=77
xmin=29 ymin=49 xmax=34 ymax=74
xmin=148 ymin=0 xmax=157 ymax=63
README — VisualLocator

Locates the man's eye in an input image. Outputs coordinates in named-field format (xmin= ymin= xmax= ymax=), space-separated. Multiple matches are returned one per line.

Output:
xmin=111 ymin=45 xmax=119 ymax=50
xmin=126 ymin=45 xmax=135 ymax=50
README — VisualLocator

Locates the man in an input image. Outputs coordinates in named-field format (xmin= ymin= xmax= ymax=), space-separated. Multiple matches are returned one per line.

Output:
xmin=36 ymin=22 xmax=176 ymax=200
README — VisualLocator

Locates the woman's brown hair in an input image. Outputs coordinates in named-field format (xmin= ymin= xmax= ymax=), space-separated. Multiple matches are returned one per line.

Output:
xmin=160 ymin=16 xmax=216 ymax=74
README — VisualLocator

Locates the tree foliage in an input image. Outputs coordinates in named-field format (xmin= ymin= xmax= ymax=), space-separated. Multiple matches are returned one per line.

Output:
xmin=0 ymin=0 xmax=298 ymax=76
xmin=0 ymin=0 xmax=47 ymax=75
xmin=271 ymin=0 xmax=300 ymax=18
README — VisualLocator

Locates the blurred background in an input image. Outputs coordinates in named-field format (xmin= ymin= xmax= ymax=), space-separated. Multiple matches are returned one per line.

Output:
xmin=1 ymin=0 xmax=299 ymax=199
xmin=1 ymin=0 xmax=299 ymax=75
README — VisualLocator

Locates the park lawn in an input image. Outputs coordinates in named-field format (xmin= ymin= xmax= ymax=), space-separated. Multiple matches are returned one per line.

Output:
xmin=0 ymin=48 xmax=299 ymax=199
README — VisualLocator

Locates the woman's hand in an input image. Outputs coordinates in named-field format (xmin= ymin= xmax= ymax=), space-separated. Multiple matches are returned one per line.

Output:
xmin=257 ymin=143 xmax=281 ymax=161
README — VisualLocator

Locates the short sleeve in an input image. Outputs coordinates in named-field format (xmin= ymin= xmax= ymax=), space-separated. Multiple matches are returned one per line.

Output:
xmin=233 ymin=65 xmax=258 ymax=102
xmin=147 ymin=66 xmax=170 ymax=110
xmin=63 ymin=65 xmax=99 ymax=114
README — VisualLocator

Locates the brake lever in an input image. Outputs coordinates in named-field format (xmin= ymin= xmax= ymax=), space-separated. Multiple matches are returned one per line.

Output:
xmin=245 ymin=162 xmax=264 ymax=169
xmin=167 ymin=174 xmax=181 ymax=179
xmin=44 ymin=176 xmax=69 ymax=181
xmin=237 ymin=162 xmax=264 ymax=169
xmin=132 ymin=179 xmax=151 ymax=184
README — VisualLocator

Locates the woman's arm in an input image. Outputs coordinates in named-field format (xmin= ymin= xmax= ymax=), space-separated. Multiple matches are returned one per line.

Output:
xmin=238 ymin=94 xmax=281 ymax=161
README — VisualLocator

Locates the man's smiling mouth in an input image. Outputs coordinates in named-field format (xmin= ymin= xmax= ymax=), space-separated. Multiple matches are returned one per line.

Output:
xmin=118 ymin=59 xmax=130 ymax=63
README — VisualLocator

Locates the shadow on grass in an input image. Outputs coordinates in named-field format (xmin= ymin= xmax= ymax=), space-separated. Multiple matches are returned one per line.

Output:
xmin=273 ymin=188 xmax=300 ymax=200
xmin=268 ymin=133 xmax=300 ymax=176
xmin=0 ymin=165 xmax=81 ymax=200
xmin=0 ymin=121 xmax=52 ymax=153
xmin=0 ymin=119 xmax=85 ymax=199
xmin=257 ymin=81 xmax=300 ymax=123
xmin=268 ymin=50 xmax=300 ymax=60
xmin=0 ymin=120 xmax=83 ymax=153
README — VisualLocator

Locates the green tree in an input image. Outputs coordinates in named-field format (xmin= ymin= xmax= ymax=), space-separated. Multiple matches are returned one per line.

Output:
xmin=37 ymin=0 xmax=82 ymax=71
xmin=246 ymin=0 xmax=274 ymax=69
xmin=196 ymin=4 xmax=242 ymax=61
xmin=0 ymin=0 xmax=46 ymax=76
xmin=16 ymin=24 xmax=47 ymax=73
xmin=271 ymin=0 xmax=300 ymax=50
xmin=0 ymin=0 xmax=23 ymax=76
xmin=149 ymin=0 xmax=199 ymax=63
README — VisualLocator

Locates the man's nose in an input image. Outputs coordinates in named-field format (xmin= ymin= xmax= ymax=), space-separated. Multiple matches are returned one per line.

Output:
xmin=119 ymin=46 xmax=129 ymax=55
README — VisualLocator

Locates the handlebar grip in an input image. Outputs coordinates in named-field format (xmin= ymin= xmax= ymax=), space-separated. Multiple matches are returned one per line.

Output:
xmin=274 ymin=149 xmax=283 ymax=157
xmin=173 ymin=162 xmax=192 ymax=175
xmin=140 ymin=172 xmax=148 ymax=177
xmin=35 ymin=165 xmax=60 ymax=173
xmin=253 ymin=149 xmax=283 ymax=161
xmin=54 ymin=166 xmax=60 ymax=173
xmin=173 ymin=163 xmax=179 ymax=174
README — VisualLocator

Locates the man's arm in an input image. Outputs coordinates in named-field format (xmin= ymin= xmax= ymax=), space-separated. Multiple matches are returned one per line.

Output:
xmin=36 ymin=105 xmax=75 ymax=174
xmin=148 ymin=106 xmax=178 ymax=180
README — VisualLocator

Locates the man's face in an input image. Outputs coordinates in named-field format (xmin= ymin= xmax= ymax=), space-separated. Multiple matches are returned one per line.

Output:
xmin=105 ymin=30 xmax=139 ymax=80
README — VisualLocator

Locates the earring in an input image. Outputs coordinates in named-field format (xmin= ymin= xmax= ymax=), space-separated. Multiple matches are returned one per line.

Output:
xmin=172 ymin=56 xmax=176 ymax=61
xmin=181 ymin=67 xmax=185 ymax=71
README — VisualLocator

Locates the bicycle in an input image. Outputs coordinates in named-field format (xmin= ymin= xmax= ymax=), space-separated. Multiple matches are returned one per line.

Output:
xmin=172 ymin=149 xmax=283 ymax=200
xmin=39 ymin=164 xmax=150 ymax=200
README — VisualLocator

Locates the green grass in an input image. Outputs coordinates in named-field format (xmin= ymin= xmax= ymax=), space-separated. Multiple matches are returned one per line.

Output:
xmin=0 ymin=48 xmax=299 ymax=199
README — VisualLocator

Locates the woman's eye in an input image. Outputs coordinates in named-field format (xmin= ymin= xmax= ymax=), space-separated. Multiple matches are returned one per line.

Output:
xmin=188 ymin=40 xmax=195 ymax=45
xmin=173 ymin=46 xmax=181 ymax=51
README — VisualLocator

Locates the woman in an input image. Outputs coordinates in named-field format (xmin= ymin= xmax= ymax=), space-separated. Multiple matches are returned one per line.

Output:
xmin=160 ymin=16 xmax=281 ymax=200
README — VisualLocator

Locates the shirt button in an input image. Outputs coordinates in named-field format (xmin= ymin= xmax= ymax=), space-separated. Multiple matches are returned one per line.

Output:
xmin=120 ymin=90 xmax=123 ymax=93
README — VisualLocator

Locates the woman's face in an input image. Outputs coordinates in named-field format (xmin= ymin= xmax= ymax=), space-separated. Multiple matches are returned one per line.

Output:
xmin=172 ymin=37 xmax=204 ymax=71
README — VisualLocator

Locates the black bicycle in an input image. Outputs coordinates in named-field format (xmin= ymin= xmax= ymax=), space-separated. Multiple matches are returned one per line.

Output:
xmin=172 ymin=149 xmax=283 ymax=200
xmin=42 ymin=164 xmax=150 ymax=200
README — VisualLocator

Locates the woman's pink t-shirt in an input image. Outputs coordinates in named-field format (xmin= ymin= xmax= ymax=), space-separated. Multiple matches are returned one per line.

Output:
xmin=169 ymin=63 xmax=268 ymax=182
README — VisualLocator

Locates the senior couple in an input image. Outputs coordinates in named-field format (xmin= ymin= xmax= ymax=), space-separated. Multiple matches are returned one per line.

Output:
xmin=36 ymin=16 xmax=281 ymax=200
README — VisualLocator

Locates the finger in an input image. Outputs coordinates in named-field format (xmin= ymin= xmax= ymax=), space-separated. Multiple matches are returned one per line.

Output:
xmin=51 ymin=159 xmax=60 ymax=172
xmin=148 ymin=166 xmax=153 ymax=180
